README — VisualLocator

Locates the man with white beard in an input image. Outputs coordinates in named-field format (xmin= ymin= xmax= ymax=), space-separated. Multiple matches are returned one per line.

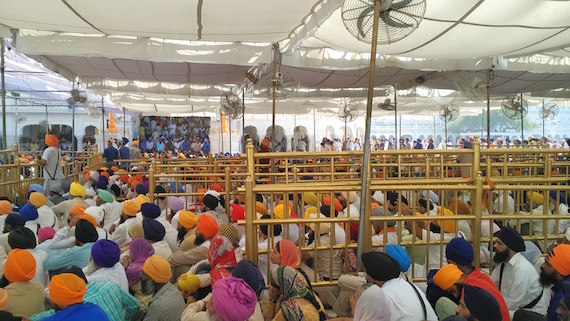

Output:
xmin=83 ymin=239 xmax=129 ymax=292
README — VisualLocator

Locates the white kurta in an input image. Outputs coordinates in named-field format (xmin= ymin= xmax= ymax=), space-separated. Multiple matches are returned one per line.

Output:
xmin=382 ymin=278 xmax=438 ymax=321
xmin=84 ymin=262 xmax=129 ymax=293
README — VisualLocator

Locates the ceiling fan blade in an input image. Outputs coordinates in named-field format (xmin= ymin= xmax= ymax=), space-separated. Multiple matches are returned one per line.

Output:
xmin=391 ymin=0 xmax=415 ymax=10
xmin=380 ymin=12 xmax=414 ymax=28
xmin=356 ymin=6 xmax=374 ymax=38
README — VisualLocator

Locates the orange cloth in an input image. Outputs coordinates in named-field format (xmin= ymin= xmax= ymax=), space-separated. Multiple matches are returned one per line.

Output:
xmin=547 ymin=244 xmax=570 ymax=276
xmin=29 ymin=192 xmax=48 ymax=208
xmin=70 ymin=205 xmax=86 ymax=217
xmin=198 ymin=214 xmax=219 ymax=238
xmin=45 ymin=134 xmax=59 ymax=147
xmin=210 ymin=183 xmax=223 ymax=193
xmin=130 ymin=179 xmax=142 ymax=189
xmin=433 ymin=264 xmax=463 ymax=290
xmin=110 ymin=166 xmax=119 ymax=172
xmin=100 ymin=172 xmax=110 ymax=180
xmin=4 ymin=249 xmax=36 ymax=282
xmin=0 ymin=200 xmax=12 ymax=215
xmin=197 ymin=188 xmax=207 ymax=203
xmin=122 ymin=200 xmax=140 ymax=217
xmin=80 ymin=214 xmax=98 ymax=228
xmin=143 ymin=255 xmax=172 ymax=283
xmin=446 ymin=198 xmax=471 ymax=215
xmin=120 ymin=174 xmax=129 ymax=184
xmin=49 ymin=273 xmax=86 ymax=307
xmin=323 ymin=196 xmax=343 ymax=212
xmin=132 ymin=140 xmax=139 ymax=147
xmin=255 ymin=201 xmax=267 ymax=215
xmin=0 ymin=288 xmax=6 ymax=310
xmin=179 ymin=210 xmax=198 ymax=229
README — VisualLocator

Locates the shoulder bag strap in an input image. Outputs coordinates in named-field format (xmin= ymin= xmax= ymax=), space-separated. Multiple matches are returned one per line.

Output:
xmin=408 ymin=281 xmax=427 ymax=320
xmin=499 ymin=262 xmax=505 ymax=290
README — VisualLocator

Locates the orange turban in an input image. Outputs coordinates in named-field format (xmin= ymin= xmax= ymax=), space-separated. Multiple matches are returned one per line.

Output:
xmin=4 ymin=249 xmax=36 ymax=282
xmin=100 ymin=172 xmax=110 ymax=180
xmin=80 ymin=214 xmax=98 ymax=228
xmin=197 ymin=188 xmax=207 ymax=203
xmin=433 ymin=264 xmax=463 ymax=290
xmin=274 ymin=204 xmax=291 ymax=219
xmin=179 ymin=210 xmax=198 ymax=229
xmin=70 ymin=205 xmax=86 ymax=217
xmin=123 ymin=200 xmax=140 ymax=217
xmin=143 ymin=255 xmax=172 ymax=283
xmin=49 ymin=273 xmax=86 ymax=307
xmin=198 ymin=214 xmax=219 ymax=238
xmin=29 ymin=192 xmax=48 ymax=208
xmin=446 ymin=198 xmax=471 ymax=215
xmin=547 ymin=244 xmax=570 ymax=276
xmin=45 ymin=134 xmax=59 ymax=147
xmin=210 ymin=183 xmax=223 ymax=193
xmin=110 ymin=166 xmax=119 ymax=172
xmin=323 ymin=197 xmax=343 ymax=212
xmin=255 ymin=201 xmax=267 ymax=215
xmin=130 ymin=179 xmax=142 ymax=189
xmin=132 ymin=140 xmax=139 ymax=147
xmin=0 ymin=200 xmax=12 ymax=215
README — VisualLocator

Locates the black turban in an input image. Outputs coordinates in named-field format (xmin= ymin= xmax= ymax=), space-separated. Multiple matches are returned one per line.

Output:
xmin=259 ymin=214 xmax=282 ymax=237
xmin=8 ymin=226 xmax=36 ymax=249
xmin=75 ymin=219 xmax=98 ymax=244
xmin=361 ymin=251 xmax=401 ymax=282
xmin=143 ymin=218 xmax=166 ymax=242
xmin=497 ymin=226 xmax=525 ymax=252
xmin=463 ymin=284 xmax=502 ymax=321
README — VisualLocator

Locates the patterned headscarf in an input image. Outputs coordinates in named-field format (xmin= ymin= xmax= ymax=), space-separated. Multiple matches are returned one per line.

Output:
xmin=208 ymin=235 xmax=237 ymax=285
xmin=270 ymin=266 xmax=314 ymax=321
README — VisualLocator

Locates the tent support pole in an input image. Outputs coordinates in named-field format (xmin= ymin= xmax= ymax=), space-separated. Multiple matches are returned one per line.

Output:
xmin=102 ymin=97 xmax=105 ymax=149
xmin=313 ymin=107 xmax=316 ymax=151
xmin=394 ymin=85 xmax=397 ymax=149
xmin=242 ymin=88 xmax=245 ymax=152
xmin=1 ymin=38 xmax=6 ymax=149
xmin=72 ymin=104 xmax=75 ymax=155
xmin=229 ymin=115 xmax=232 ymax=154
xmin=520 ymin=93 xmax=524 ymax=141
xmin=271 ymin=44 xmax=278 ymax=152
xmin=542 ymin=99 xmax=545 ymax=139
xmin=123 ymin=107 xmax=126 ymax=138
xmin=221 ymin=111 xmax=224 ymax=153
xmin=486 ymin=69 xmax=491 ymax=147
xmin=357 ymin=0 xmax=381 ymax=270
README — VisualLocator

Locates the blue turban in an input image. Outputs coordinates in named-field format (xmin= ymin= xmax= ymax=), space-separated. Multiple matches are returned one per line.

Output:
xmin=141 ymin=203 xmax=161 ymax=219
xmin=29 ymin=184 xmax=44 ymax=194
xmin=96 ymin=176 xmax=109 ymax=190
xmin=60 ymin=180 xmax=71 ymax=193
xmin=5 ymin=213 xmax=25 ymax=228
xmin=143 ymin=218 xmax=165 ymax=242
xmin=445 ymin=237 xmax=474 ymax=265
xmin=19 ymin=204 xmax=38 ymax=221
xmin=169 ymin=182 xmax=185 ymax=193
xmin=136 ymin=184 xmax=149 ymax=195
xmin=463 ymin=285 xmax=501 ymax=321
xmin=232 ymin=260 xmax=265 ymax=298
xmin=385 ymin=244 xmax=411 ymax=272
xmin=122 ymin=137 xmax=129 ymax=145
xmin=91 ymin=239 xmax=121 ymax=268
xmin=549 ymin=190 xmax=566 ymax=204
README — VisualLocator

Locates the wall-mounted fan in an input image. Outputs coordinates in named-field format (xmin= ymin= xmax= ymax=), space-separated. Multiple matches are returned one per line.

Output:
xmin=67 ymin=89 xmax=87 ymax=105
xmin=220 ymin=92 xmax=245 ymax=119
xmin=341 ymin=0 xmax=427 ymax=44
xmin=378 ymin=98 xmax=395 ymax=111
xmin=85 ymin=102 xmax=101 ymax=118
xmin=438 ymin=104 xmax=459 ymax=146
xmin=501 ymin=95 xmax=528 ymax=140
xmin=338 ymin=100 xmax=360 ymax=123
xmin=258 ymin=72 xmax=299 ymax=99
xmin=538 ymin=100 xmax=559 ymax=138
xmin=378 ymin=85 xmax=399 ymax=145
xmin=453 ymin=72 xmax=486 ymax=102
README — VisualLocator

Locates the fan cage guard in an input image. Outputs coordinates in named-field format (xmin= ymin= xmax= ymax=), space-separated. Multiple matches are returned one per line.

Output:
xmin=501 ymin=96 xmax=528 ymax=120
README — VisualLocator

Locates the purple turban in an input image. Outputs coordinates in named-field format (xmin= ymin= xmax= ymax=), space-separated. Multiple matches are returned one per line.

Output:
xmin=141 ymin=203 xmax=161 ymax=219
xmin=126 ymin=238 xmax=154 ymax=287
xmin=96 ymin=176 xmax=109 ymax=190
xmin=136 ymin=183 xmax=149 ymax=195
xmin=91 ymin=239 xmax=121 ymax=268
xmin=168 ymin=197 xmax=185 ymax=212
xmin=211 ymin=277 xmax=257 ymax=321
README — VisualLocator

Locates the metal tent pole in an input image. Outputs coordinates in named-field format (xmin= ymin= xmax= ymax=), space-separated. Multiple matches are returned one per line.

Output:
xmin=72 ymin=104 xmax=75 ymax=155
xmin=242 ymin=88 xmax=245 ymax=152
xmin=101 ymin=97 xmax=105 ymax=148
xmin=520 ymin=93 xmax=524 ymax=141
xmin=313 ymin=107 xmax=316 ymax=151
xmin=123 ymin=107 xmax=126 ymax=137
xmin=486 ymin=69 xmax=491 ymax=146
xmin=271 ymin=44 xmax=278 ymax=152
xmin=229 ymin=115 xmax=232 ymax=153
xmin=357 ymin=0 xmax=381 ymax=269
xmin=394 ymin=85 xmax=397 ymax=148
xmin=1 ymin=39 xmax=6 ymax=149
xmin=542 ymin=99 xmax=545 ymax=139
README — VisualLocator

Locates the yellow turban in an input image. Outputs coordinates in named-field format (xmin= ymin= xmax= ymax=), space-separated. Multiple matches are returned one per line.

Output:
xmin=303 ymin=192 xmax=319 ymax=206
xmin=123 ymin=200 xmax=141 ymax=217
xmin=527 ymin=192 xmax=544 ymax=205
xmin=29 ymin=192 xmax=48 ymax=208
xmin=490 ymin=169 xmax=501 ymax=177
xmin=70 ymin=182 xmax=86 ymax=198
xmin=128 ymin=222 xmax=144 ymax=240
xmin=437 ymin=207 xmax=456 ymax=233
xmin=45 ymin=134 xmax=59 ymax=147
xmin=433 ymin=264 xmax=463 ymax=290
xmin=135 ymin=194 xmax=150 ymax=206
xmin=274 ymin=204 xmax=292 ymax=219
xmin=255 ymin=201 xmax=267 ymax=215
xmin=304 ymin=206 xmax=318 ymax=218
xmin=179 ymin=210 xmax=198 ymax=229
xmin=49 ymin=273 xmax=86 ymax=307
xmin=143 ymin=255 xmax=172 ymax=284
xmin=178 ymin=273 xmax=200 ymax=293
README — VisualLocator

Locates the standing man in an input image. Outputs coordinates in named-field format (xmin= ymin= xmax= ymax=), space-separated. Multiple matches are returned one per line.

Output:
xmin=40 ymin=134 xmax=65 ymax=196
xmin=130 ymin=139 xmax=143 ymax=160
xmin=103 ymin=140 xmax=119 ymax=165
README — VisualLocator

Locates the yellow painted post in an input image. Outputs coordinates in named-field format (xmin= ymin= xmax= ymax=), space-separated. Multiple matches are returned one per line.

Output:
xmin=148 ymin=160 xmax=155 ymax=203
xmin=245 ymin=139 xmax=257 ymax=263
xmin=225 ymin=167 xmax=231 ymax=219
xmin=473 ymin=171 xmax=483 ymax=267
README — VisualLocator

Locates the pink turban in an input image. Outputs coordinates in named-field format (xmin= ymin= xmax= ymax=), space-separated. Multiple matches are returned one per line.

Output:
xmin=211 ymin=277 xmax=257 ymax=321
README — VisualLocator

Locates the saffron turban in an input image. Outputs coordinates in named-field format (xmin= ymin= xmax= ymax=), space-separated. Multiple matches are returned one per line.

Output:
xmin=273 ymin=203 xmax=292 ymax=219
xmin=135 ymin=194 xmax=150 ymax=206
xmin=211 ymin=277 xmax=257 ymax=321
xmin=210 ymin=183 xmax=223 ymax=193
xmin=122 ymin=200 xmax=140 ymax=217
xmin=547 ymin=244 xmax=570 ymax=276
xmin=28 ymin=192 xmax=47 ymax=208
xmin=527 ymin=191 xmax=544 ymax=205
xmin=4 ymin=249 xmax=36 ymax=282
xmin=197 ymin=214 xmax=219 ymax=238
xmin=0 ymin=200 xmax=12 ymax=214
xmin=70 ymin=182 xmax=86 ymax=198
xmin=255 ymin=201 xmax=267 ymax=215
xmin=178 ymin=210 xmax=198 ymax=229
xmin=92 ymin=239 xmax=121 ymax=268
xmin=323 ymin=196 xmax=343 ymax=212
xmin=49 ymin=273 xmax=86 ymax=307
xmin=45 ymin=134 xmax=59 ymax=147
xmin=69 ymin=205 xmax=86 ymax=217
xmin=433 ymin=264 xmax=464 ymax=290
xmin=143 ymin=255 xmax=172 ymax=283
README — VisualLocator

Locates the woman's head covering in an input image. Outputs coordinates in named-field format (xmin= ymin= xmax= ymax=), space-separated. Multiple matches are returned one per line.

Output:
xmin=126 ymin=238 xmax=154 ymax=287
xmin=218 ymin=223 xmax=240 ymax=246
xmin=277 ymin=239 xmax=300 ymax=268
xmin=143 ymin=255 xmax=172 ymax=284
xmin=4 ymin=249 xmax=36 ymax=282
xmin=232 ymin=260 xmax=265 ymax=298
xmin=143 ymin=218 xmax=166 ymax=242
xmin=270 ymin=265 xmax=314 ymax=321
xmin=49 ymin=273 xmax=86 ymax=307
xmin=128 ymin=222 xmax=144 ymax=240
xmin=211 ymin=277 xmax=257 ymax=321
xmin=91 ymin=239 xmax=121 ymax=268
xmin=45 ymin=134 xmax=59 ymax=147
xmin=208 ymin=235 xmax=237 ymax=284
xmin=353 ymin=285 xmax=391 ymax=321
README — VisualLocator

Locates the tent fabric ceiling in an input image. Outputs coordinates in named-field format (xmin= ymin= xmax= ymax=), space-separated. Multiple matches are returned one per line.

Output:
xmin=1 ymin=0 xmax=570 ymax=114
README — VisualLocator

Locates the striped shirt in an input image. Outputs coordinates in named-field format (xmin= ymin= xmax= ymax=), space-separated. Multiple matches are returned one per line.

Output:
xmin=31 ymin=281 xmax=140 ymax=321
